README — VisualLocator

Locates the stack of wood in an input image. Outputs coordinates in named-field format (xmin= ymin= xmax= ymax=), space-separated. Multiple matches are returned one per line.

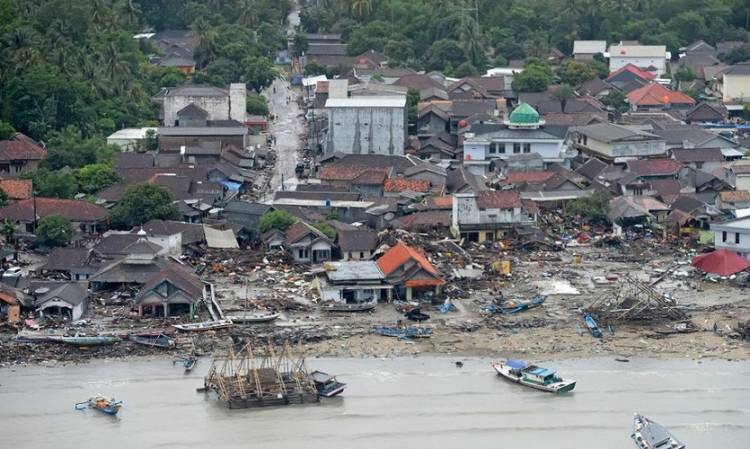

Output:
xmin=585 ymin=274 xmax=688 ymax=322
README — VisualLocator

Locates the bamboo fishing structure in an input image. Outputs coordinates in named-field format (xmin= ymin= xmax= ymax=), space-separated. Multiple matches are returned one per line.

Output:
xmin=201 ymin=339 xmax=319 ymax=409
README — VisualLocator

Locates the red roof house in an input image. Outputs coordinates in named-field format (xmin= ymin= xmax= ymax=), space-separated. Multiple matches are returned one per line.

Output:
xmin=691 ymin=249 xmax=750 ymax=276
xmin=626 ymin=159 xmax=684 ymax=177
xmin=607 ymin=63 xmax=657 ymax=82
xmin=0 ymin=133 xmax=47 ymax=178
xmin=627 ymin=83 xmax=696 ymax=109
xmin=0 ymin=198 xmax=108 ymax=233
xmin=377 ymin=241 xmax=444 ymax=296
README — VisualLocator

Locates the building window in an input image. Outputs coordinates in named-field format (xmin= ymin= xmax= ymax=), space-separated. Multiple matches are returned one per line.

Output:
xmin=498 ymin=143 xmax=505 ymax=154
xmin=695 ymin=162 xmax=704 ymax=169
xmin=513 ymin=143 xmax=521 ymax=154
xmin=523 ymin=143 xmax=531 ymax=153
xmin=736 ymin=233 xmax=740 ymax=244
xmin=722 ymin=231 xmax=727 ymax=242
xmin=489 ymin=143 xmax=497 ymax=154
xmin=360 ymin=251 xmax=364 ymax=258
xmin=583 ymin=135 xmax=588 ymax=145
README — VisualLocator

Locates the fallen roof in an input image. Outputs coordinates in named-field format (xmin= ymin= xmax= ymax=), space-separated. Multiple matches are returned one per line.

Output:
xmin=203 ymin=226 xmax=239 ymax=249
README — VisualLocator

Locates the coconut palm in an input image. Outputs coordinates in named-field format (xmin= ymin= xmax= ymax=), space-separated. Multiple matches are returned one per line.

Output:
xmin=352 ymin=0 xmax=372 ymax=18
xmin=192 ymin=19 xmax=218 ymax=69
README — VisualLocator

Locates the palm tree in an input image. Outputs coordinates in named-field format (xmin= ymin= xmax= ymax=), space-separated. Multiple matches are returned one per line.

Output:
xmin=352 ymin=0 xmax=372 ymax=18
xmin=118 ymin=0 xmax=142 ymax=29
xmin=553 ymin=84 xmax=576 ymax=113
xmin=460 ymin=19 xmax=484 ymax=69
xmin=239 ymin=0 xmax=260 ymax=27
xmin=192 ymin=19 xmax=218 ymax=69
xmin=4 ymin=28 xmax=40 ymax=70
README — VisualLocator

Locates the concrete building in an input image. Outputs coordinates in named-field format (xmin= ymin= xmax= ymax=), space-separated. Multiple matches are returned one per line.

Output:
xmin=711 ymin=216 xmax=750 ymax=260
xmin=158 ymin=84 xmax=247 ymax=127
xmin=314 ymin=261 xmax=392 ymax=304
xmin=720 ymin=65 xmax=750 ymax=104
xmin=607 ymin=43 xmax=669 ymax=76
xmin=573 ymin=40 xmax=607 ymax=60
xmin=569 ymin=123 xmax=666 ymax=163
xmin=325 ymin=96 xmax=407 ymax=155
xmin=106 ymin=128 xmax=157 ymax=150
xmin=452 ymin=190 xmax=537 ymax=242
xmin=462 ymin=103 xmax=569 ymax=175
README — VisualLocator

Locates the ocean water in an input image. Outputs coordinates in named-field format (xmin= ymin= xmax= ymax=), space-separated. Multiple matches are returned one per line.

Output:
xmin=0 ymin=357 xmax=747 ymax=449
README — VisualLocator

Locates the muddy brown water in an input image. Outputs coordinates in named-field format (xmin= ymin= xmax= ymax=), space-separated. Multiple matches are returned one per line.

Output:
xmin=0 ymin=357 xmax=747 ymax=448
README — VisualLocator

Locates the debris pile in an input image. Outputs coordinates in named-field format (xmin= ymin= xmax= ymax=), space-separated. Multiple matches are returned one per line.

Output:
xmin=585 ymin=274 xmax=688 ymax=322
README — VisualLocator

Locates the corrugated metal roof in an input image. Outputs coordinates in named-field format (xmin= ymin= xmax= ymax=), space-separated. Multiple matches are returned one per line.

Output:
xmin=326 ymin=96 xmax=406 ymax=108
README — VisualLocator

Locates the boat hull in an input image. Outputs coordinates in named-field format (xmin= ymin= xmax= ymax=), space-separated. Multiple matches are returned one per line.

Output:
xmin=631 ymin=414 xmax=686 ymax=449
xmin=225 ymin=314 xmax=279 ymax=324
xmin=492 ymin=362 xmax=576 ymax=394
xmin=173 ymin=320 xmax=233 ymax=332
xmin=49 ymin=336 xmax=119 ymax=346
xmin=325 ymin=303 xmax=376 ymax=313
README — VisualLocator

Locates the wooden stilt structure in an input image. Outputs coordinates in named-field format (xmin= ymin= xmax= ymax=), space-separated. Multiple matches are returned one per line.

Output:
xmin=201 ymin=339 xmax=319 ymax=409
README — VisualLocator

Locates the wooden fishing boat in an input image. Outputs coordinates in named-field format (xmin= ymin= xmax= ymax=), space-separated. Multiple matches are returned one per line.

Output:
xmin=404 ymin=307 xmax=430 ymax=322
xmin=225 ymin=313 xmax=279 ymax=324
xmin=75 ymin=395 xmax=122 ymax=415
xmin=130 ymin=333 xmax=175 ymax=349
xmin=310 ymin=371 xmax=346 ymax=397
xmin=325 ymin=302 xmax=376 ymax=313
xmin=484 ymin=295 xmax=546 ymax=315
xmin=584 ymin=313 xmax=603 ymax=338
xmin=631 ymin=414 xmax=686 ymax=449
xmin=172 ymin=319 xmax=232 ymax=332
xmin=48 ymin=335 xmax=120 ymax=346
xmin=492 ymin=359 xmax=576 ymax=393
xmin=372 ymin=326 xmax=433 ymax=338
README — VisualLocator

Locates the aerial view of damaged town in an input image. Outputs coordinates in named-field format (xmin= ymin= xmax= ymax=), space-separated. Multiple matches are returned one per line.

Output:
xmin=1 ymin=0 xmax=749 ymax=448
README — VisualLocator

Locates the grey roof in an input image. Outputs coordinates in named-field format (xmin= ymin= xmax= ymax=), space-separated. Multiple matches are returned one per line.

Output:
xmin=223 ymin=201 xmax=271 ymax=216
xmin=116 ymin=152 xmax=155 ymax=169
xmin=274 ymin=191 xmax=360 ymax=202
xmin=723 ymin=64 xmax=750 ymax=76
xmin=166 ymin=85 xmax=227 ymax=97
xmin=137 ymin=220 xmax=205 ymax=244
xmin=671 ymin=148 xmax=724 ymax=162
xmin=94 ymin=234 xmax=140 ymax=256
xmin=651 ymin=126 xmax=726 ymax=147
xmin=325 ymin=261 xmax=384 ymax=282
xmin=90 ymin=257 xmax=174 ymax=284
xmin=322 ymin=153 xmax=417 ymax=174
xmin=203 ymin=226 xmax=239 ymax=249
xmin=573 ymin=123 xmax=662 ymax=142
xmin=576 ymin=158 xmax=608 ymax=180
xmin=123 ymin=239 xmax=163 ymax=255
xmin=157 ymin=127 xmax=247 ymax=136
xmin=308 ymin=43 xmax=348 ymax=56
xmin=40 ymin=248 xmax=90 ymax=272
xmin=451 ymin=100 xmax=496 ymax=117
xmin=338 ymin=229 xmax=378 ymax=252
xmin=403 ymin=163 xmax=447 ymax=177
xmin=468 ymin=123 xmax=569 ymax=140
xmin=31 ymin=281 xmax=88 ymax=307
xmin=573 ymin=40 xmax=606 ymax=54
xmin=177 ymin=103 xmax=209 ymax=118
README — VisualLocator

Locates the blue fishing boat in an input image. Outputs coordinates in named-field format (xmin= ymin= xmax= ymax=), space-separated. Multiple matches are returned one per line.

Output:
xmin=75 ymin=395 xmax=122 ymax=415
xmin=310 ymin=371 xmax=346 ymax=397
xmin=484 ymin=295 xmax=547 ymax=315
xmin=372 ymin=326 xmax=433 ymax=338
xmin=584 ymin=314 xmax=603 ymax=338
xmin=174 ymin=355 xmax=198 ymax=373
xmin=492 ymin=359 xmax=576 ymax=393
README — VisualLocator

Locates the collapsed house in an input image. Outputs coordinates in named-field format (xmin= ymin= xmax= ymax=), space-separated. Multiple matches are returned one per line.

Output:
xmin=586 ymin=274 xmax=688 ymax=322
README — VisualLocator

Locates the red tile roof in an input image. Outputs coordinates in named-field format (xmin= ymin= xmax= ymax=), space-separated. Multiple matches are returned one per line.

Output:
xmin=692 ymin=249 xmax=750 ymax=276
xmin=426 ymin=196 xmax=453 ymax=209
xmin=377 ymin=241 xmax=442 ymax=280
xmin=319 ymin=165 xmax=389 ymax=185
xmin=0 ymin=179 xmax=32 ymax=200
xmin=383 ymin=178 xmax=430 ymax=193
xmin=719 ymin=190 xmax=750 ymax=203
xmin=627 ymin=159 xmax=684 ymax=176
xmin=0 ymin=198 xmax=108 ymax=222
xmin=627 ymin=83 xmax=696 ymax=106
xmin=476 ymin=191 xmax=523 ymax=209
xmin=648 ymin=179 xmax=682 ymax=197
xmin=671 ymin=148 xmax=724 ymax=162
xmin=0 ymin=133 xmax=47 ymax=161
xmin=607 ymin=63 xmax=656 ymax=81
xmin=504 ymin=171 xmax=555 ymax=184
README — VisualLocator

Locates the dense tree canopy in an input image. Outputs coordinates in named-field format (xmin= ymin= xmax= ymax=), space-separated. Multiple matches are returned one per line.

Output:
xmin=302 ymin=0 xmax=750 ymax=75
xmin=109 ymin=183 xmax=180 ymax=230
xmin=36 ymin=214 xmax=73 ymax=247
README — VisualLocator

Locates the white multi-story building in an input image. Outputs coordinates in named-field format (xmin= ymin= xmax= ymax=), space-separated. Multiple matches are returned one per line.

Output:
xmin=325 ymin=96 xmax=407 ymax=155
xmin=159 ymin=83 xmax=247 ymax=127
xmin=711 ymin=217 xmax=750 ymax=260
xmin=607 ymin=43 xmax=669 ymax=76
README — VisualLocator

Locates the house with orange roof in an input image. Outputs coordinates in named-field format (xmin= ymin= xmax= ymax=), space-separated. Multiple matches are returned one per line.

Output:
xmin=376 ymin=241 xmax=444 ymax=301
xmin=627 ymin=83 xmax=696 ymax=111
xmin=0 ymin=179 xmax=32 ymax=201
xmin=451 ymin=190 xmax=537 ymax=242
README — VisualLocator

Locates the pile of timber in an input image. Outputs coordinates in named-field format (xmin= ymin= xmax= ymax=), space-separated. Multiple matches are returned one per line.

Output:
xmin=585 ymin=274 xmax=688 ymax=322
xmin=200 ymin=340 xmax=319 ymax=409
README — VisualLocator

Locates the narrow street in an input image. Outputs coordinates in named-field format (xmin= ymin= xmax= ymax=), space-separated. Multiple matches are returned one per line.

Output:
xmin=263 ymin=77 xmax=303 ymax=201
xmin=261 ymin=1 xmax=303 ymax=202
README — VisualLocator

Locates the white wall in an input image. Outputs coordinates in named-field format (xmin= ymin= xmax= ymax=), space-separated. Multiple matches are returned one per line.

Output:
xmin=609 ymin=57 xmax=666 ymax=75
xmin=328 ymin=106 xmax=406 ymax=155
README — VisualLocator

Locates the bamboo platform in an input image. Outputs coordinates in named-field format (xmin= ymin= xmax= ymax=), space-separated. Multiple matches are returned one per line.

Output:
xmin=201 ymin=340 xmax=319 ymax=409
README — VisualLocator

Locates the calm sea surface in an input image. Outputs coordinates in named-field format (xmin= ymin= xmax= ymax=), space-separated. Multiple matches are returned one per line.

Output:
xmin=0 ymin=357 xmax=748 ymax=448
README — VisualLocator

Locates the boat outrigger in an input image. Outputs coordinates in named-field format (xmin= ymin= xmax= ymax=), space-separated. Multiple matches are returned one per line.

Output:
xmin=48 ymin=335 xmax=120 ymax=347
xmin=225 ymin=313 xmax=279 ymax=324
xmin=75 ymin=395 xmax=122 ymax=415
xmin=325 ymin=302 xmax=376 ymax=313
xmin=310 ymin=371 xmax=346 ymax=397
xmin=631 ymin=413 xmax=686 ymax=449
xmin=492 ymin=359 xmax=576 ymax=393
xmin=130 ymin=332 xmax=175 ymax=348
xmin=372 ymin=325 xmax=433 ymax=338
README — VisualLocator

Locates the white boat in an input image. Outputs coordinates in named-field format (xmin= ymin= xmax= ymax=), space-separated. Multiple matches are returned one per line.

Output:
xmin=224 ymin=313 xmax=279 ymax=324
xmin=631 ymin=414 xmax=686 ymax=449
xmin=172 ymin=319 xmax=233 ymax=332
xmin=492 ymin=359 xmax=576 ymax=393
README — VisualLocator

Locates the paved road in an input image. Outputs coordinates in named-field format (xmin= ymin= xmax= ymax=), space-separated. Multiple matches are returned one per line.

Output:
xmin=263 ymin=77 xmax=302 ymax=200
